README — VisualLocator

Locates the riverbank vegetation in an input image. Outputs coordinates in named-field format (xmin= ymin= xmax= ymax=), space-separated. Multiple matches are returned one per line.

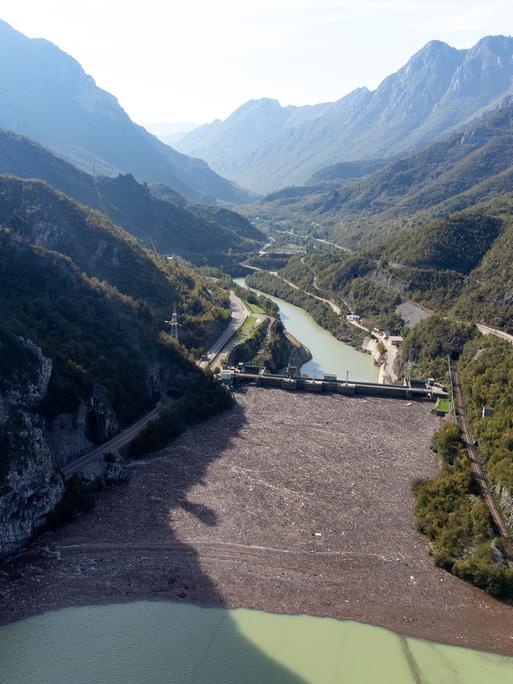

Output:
xmin=232 ymin=282 xmax=279 ymax=317
xmin=246 ymin=270 xmax=365 ymax=347
xmin=415 ymin=422 xmax=513 ymax=598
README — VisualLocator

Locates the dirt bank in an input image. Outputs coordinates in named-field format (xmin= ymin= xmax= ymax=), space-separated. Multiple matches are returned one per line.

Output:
xmin=1 ymin=388 xmax=512 ymax=654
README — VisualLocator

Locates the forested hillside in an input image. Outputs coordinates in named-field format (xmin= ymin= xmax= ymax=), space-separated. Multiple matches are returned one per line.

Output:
xmin=253 ymin=102 xmax=513 ymax=248
xmin=0 ymin=175 xmax=233 ymax=554
xmin=0 ymin=175 xmax=232 ymax=347
xmin=266 ymin=204 xmax=513 ymax=333
xmin=0 ymin=130 xmax=264 ymax=266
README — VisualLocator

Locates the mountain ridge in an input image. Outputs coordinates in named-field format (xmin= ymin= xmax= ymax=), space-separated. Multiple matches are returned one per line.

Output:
xmin=0 ymin=128 xmax=264 ymax=266
xmin=177 ymin=35 xmax=513 ymax=192
xmin=0 ymin=18 xmax=251 ymax=204
xmin=253 ymin=100 xmax=513 ymax=247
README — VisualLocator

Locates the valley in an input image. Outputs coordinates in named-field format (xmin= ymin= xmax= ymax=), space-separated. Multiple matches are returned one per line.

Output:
xmin=2 ymin=8 xmax=513 ymax=682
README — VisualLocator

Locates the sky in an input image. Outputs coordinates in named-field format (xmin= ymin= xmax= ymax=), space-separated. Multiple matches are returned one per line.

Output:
xmin=2 ymin=0 xmax=513 ymax=126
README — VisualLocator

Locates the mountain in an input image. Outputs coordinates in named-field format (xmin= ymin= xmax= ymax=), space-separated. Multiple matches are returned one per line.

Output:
xmin=0 ymin=174 xmax=233 ymax=555
xmin=177 ymin=36 xmax=513 ymax=192
xmin=0 ymin=19 xmax=250 ymax=204
xmin=0 ymin=128 xmax=264 ymax=265
xmin=0 ymin=174 xmax=231 ymax=350
xmin=255 ymin=101 xmax=513 ymax=247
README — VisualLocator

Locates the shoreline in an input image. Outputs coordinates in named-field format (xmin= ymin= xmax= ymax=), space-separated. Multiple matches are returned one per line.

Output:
xmin=2 ymin=388 xmax=513 ymax=656
xmin=2 ymin=593 xmax=513 ymax=661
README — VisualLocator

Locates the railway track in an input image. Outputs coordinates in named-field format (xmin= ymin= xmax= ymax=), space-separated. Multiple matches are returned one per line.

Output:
xmin=452 ymin=365 xmax=513 ymax=556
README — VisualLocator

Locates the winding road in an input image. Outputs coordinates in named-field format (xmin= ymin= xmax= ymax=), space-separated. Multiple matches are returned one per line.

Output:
xmin=65 ymin=293 xmax=252 ymax=479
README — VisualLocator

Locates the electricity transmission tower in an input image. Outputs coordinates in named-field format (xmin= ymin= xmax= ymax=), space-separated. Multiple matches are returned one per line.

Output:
xmin=165 ymin=305 xmax=181 ymax=341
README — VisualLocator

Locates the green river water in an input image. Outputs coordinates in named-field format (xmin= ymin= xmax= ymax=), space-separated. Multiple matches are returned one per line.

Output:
xmin=1 ymin=281 xmax=512 ymax=682
xmin=234 ymin=277 xmax=379 ymax=382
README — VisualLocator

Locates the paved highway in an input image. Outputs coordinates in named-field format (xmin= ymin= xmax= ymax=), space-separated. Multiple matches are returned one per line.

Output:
xmin=198 ymin=291 xmax=251 ymax=369
xmin=61 ymin=403 xmax=161 ymax=480
xmin=64 ymin=292 xmax=250 ymax=478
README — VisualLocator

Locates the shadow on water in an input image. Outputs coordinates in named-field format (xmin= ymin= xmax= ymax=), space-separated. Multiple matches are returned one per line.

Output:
xmin=0 ymin=394 xmax=309 ymax=684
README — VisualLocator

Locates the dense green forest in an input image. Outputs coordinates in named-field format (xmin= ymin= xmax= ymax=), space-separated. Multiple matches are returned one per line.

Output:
xmin=375 ymin=213 xmax=503 ymax=274
xmin=401 ymin=317 xmax=476 ymax=381
xmin=0 ymin=228 xmax=217 ymax=426
xmin=0 ymin=176 xmax=230 ymax=352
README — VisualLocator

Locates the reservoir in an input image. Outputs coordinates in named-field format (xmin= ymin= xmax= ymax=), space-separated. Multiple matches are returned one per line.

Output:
xmin=1 ymin=601 xmax=512 ymax=683
xmin=234 ymin=277 xmax=378 ymax=382
xmin=2 ymin=282 xmax=510 ymax=683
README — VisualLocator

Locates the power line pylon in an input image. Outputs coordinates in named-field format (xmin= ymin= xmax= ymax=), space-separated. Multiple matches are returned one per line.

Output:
xmin=165 ymin=304 xmax=181 ymax=341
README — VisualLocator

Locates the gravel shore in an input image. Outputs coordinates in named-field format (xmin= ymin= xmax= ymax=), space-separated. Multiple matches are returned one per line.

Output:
xmin=1 ymin=387 xmax=513 ymax=654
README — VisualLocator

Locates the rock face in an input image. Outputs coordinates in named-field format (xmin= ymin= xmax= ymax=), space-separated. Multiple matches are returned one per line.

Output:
xmin=177 ymin=36 xmax=513 ymax=192
xmin=0 ymin=338 xmax=120 ymax=557
xmin=496 ymin=484 xmax=513 ymax=528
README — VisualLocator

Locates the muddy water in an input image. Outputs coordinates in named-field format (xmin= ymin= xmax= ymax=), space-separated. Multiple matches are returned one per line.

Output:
xmin=234 ymin=277 xmax=378 ymax=382
xmin=1 ymin=602 xmax=512 ymax=684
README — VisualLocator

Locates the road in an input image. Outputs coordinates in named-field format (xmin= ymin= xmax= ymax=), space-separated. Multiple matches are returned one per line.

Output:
xmin=199 ymin=291 xmax=251 ymax=369
xmin=61 ymin=403 xmax=162 ymax=480
xmin=64 ymin=292 xmax=251 ymax=478
xmin=452 ymin=365 xmax=513 ymax=552
xmin=245 ymin=262 xmax=344 ymax=316
xmin=258 ymin=235 xmax=276 ymax=255
xmin=477 ymin=323 xmax=513 ymax=346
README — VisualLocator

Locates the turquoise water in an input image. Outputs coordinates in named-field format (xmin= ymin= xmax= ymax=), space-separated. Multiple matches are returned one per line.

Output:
xmin=234 ymin=277 xmax=378 ymax=382
xmin=1 ymin=602 xmax=512 ymax=684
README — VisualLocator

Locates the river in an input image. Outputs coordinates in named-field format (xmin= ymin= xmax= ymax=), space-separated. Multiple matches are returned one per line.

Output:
xmin=234 ymin=277 xmax=378 ymax=382
xmin=2 ymin=283 xmax=512 ymax=682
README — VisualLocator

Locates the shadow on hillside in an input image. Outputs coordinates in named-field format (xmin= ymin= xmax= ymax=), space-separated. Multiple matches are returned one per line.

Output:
xmin=0 ymin=390 xmax=308 ymax=683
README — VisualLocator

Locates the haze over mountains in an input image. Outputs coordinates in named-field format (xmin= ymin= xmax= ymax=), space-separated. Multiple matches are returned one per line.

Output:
xmin=144 ymin=122 xmax=202 ymax=146
xmin=0 ymin=19 xmax=248 ymax=204
xmin=256 ymin=100 xmax=513 ymax=248
xmin=177 ymin=36 xmax=513 ymax=193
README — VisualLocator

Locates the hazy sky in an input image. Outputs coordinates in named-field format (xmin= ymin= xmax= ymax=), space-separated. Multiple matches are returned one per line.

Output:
xmin=2 ymin=0 xmax=513 ymax=125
